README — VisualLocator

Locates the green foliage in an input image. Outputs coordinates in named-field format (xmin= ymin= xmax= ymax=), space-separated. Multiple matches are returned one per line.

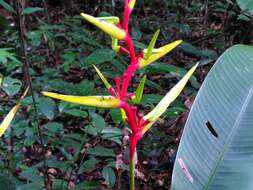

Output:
xmin=1 ymin=0 xmax=251 ymax=189
xmin=2 ymin=77 xmax=22 ymax=96
xmin=237 ymin=0 xmax=253 ymax=15
xmin=102 ymin=167 xmax=116 ymax=188
xmin=21 ymin=7 xmax=43 ymax=15
xmin=0 ymin=0 xmax=15 ymax=14
xmin=88 ymin=146 xmax=115 ymax=157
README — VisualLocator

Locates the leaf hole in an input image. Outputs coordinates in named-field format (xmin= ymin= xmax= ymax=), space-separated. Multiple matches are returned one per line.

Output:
xmin=206 ymin=121 xmax=218 ymax=138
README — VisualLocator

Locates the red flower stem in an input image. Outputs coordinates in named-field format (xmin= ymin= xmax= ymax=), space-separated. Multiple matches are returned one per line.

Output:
xmin=120 ymin=63 xmax=137 ymax=100
xmin=125 ymin=35 xmax=136 ymax=61
xmin=123 ymin=0 xmax=131 ymax=32
xmin=121 ymin=102 xmax=138 ymax=133
xmin=108 ymin=86 xmax=117 ymax=97
xmin=130 ymin=132 xmax=141 ymax=160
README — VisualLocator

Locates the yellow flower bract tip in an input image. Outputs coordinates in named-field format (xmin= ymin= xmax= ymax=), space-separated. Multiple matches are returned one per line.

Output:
xmin=129 ymin=0 xmax=136 ymax=10
xmin=139 ymin=40 xmax=183 ymax=68
xmin=42 ymin=91 xmax=121 ymax=108
xmin=0 ymin=88 xmax=29 ymax=137
xmin=81 ymin=13 xmax=126 ymax=40
xmin=141 ymin=63 xmax=198 ymax=135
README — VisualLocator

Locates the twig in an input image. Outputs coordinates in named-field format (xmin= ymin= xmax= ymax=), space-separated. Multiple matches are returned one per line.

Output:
xmin=13 ymin=1 xmax=50 ymax=189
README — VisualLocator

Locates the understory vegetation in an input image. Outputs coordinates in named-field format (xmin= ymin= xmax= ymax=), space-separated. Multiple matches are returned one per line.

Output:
xmin=0 ymin=0 xmax=252 ymax=189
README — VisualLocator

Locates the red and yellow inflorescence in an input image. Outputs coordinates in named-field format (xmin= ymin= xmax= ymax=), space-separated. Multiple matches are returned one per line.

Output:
xmin=42 ymin=0 xmax=198 ymax=166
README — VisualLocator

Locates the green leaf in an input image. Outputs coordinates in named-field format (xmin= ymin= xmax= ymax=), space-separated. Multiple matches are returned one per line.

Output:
xmin=110 ymin=108 xmax=123 ymax=123
xmin=132 ymin=75 xmax=146 ymax=104
xmin=172 ymin=45 xmax=253 ymax=189
xmin=0 ymin=173 xmax=16 ymax=190
xmin=38 ymin=97 xmax=56 ymax=120
xmin=82 ymin=49 xmax=116 ymax=68
xmin=42 ymin=122 xmax=64 ymax=137
xmin=20 ymin=167 xmax=44 ymax=183
xmin=21 ymin=7 xmax=43 ymax=15
xmin=91 ymin=114 xmax=106 ymax=132
xmin=237 ymin=0 xmax=253 ymax=15
xmin=2 ymin=77 xmax=22 ymax=96
xmin=88 ymin=146 xmax=115 ymax=157
xmin=101 ymin=127 xmax=122 ymax=144
xmin=179 ymin=42 xmax=217 ymax=59
xmin=0 ymin=0 xmax=16 ymax=14
xmin=63 ymin=109 xmax=88 ymax=118
xmin=144 ymin=29 xmax=160 ymax=59
xmin=52 ymin=179 xmax=68 ymax=190
xmin=146 ymin=62 xmax=200 ymax=88
xmin=0 ymin=48 xmax=21 ymax=71
xmin=75 ymin=181 xmax=100 ymax=190
xmin=102 ymin=167 xmax=116 ymax=188
xmin=78 ymin=157 xmax=98 ymax=174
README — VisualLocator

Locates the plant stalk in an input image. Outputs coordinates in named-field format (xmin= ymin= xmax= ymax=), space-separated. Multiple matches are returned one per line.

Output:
xmin=13 ymin=1 xmax=50 ymax=188
xmin=130 ymin=153 xmax=135 ymax=190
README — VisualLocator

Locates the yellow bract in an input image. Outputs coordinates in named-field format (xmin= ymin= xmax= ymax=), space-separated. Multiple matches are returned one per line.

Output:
xmin=129 ymin=0 xmax=136 ymax=10
xmin=0 ymin=104 xmax=20 ymax=137
xmin=141 ymin=64 xmax=198 ymax=135
xmin=42 ymin=92 xmax=121 ymax=108
xmin=0 ymin=88 xmax=29 ymax=137
xmin=139 ymin=40 xmax=183 ymax=68
xmin=81 ymin=13 xmax=126 ymax=40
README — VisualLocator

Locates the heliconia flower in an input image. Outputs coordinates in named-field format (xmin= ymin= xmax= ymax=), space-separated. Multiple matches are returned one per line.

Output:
xmin=93 ymin=65 xmax=112 ymax=89
xmin=141 ymin=64 xmax=198 ymax=135
xmin=42 ymin=92 xmax=121 ymax=108
xmin=129 ymin=0 xmax=136 ymax=10
xmin=81 ymin=13 xmax=126 ymax=40
xmin=0 ymin=88 xmax=29 ymax=137
xmin=138 ymin=40 xmax=183 ymax=68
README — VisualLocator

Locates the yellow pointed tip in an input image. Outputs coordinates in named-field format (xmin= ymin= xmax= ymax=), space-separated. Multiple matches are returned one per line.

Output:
xmin=129 ymin=0 xmax=136 ymax=9
xmin=42 ymin=91 xmax=121 ymax=108
xmin=141 ymin=63 xmax=198 ymax=135
xmin=139 ymin=40 xmax=183 ymax=68
xmin=0 ymin=104 xmax=20 ymax=137
xmin=80 ymin=13 xmax=126 ymax=40
xmin=120 ymin=109 xmax=127 ymax=122
xmin=21 ymin=87 xmax=29 ymax=99
xmin=0 ymin=88 xmax=29 ymax=138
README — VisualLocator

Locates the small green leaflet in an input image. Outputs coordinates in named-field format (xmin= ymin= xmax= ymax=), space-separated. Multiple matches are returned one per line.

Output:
xmin=144 ymin=29 xmax=160 ymax=59
xmin=21 ymin=7 xmax=43 ymax=16
xmin=102 ymin=167 xmax=116 ymax=188
xmin=0 ymin=0 xmax=16 ymax=14
xmin=132 ymin=75 xmax=146 ymax=104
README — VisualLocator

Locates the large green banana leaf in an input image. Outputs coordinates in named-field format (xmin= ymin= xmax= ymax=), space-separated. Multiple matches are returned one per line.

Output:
xmin=172 ymin=45 xmax=253 ymax=190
